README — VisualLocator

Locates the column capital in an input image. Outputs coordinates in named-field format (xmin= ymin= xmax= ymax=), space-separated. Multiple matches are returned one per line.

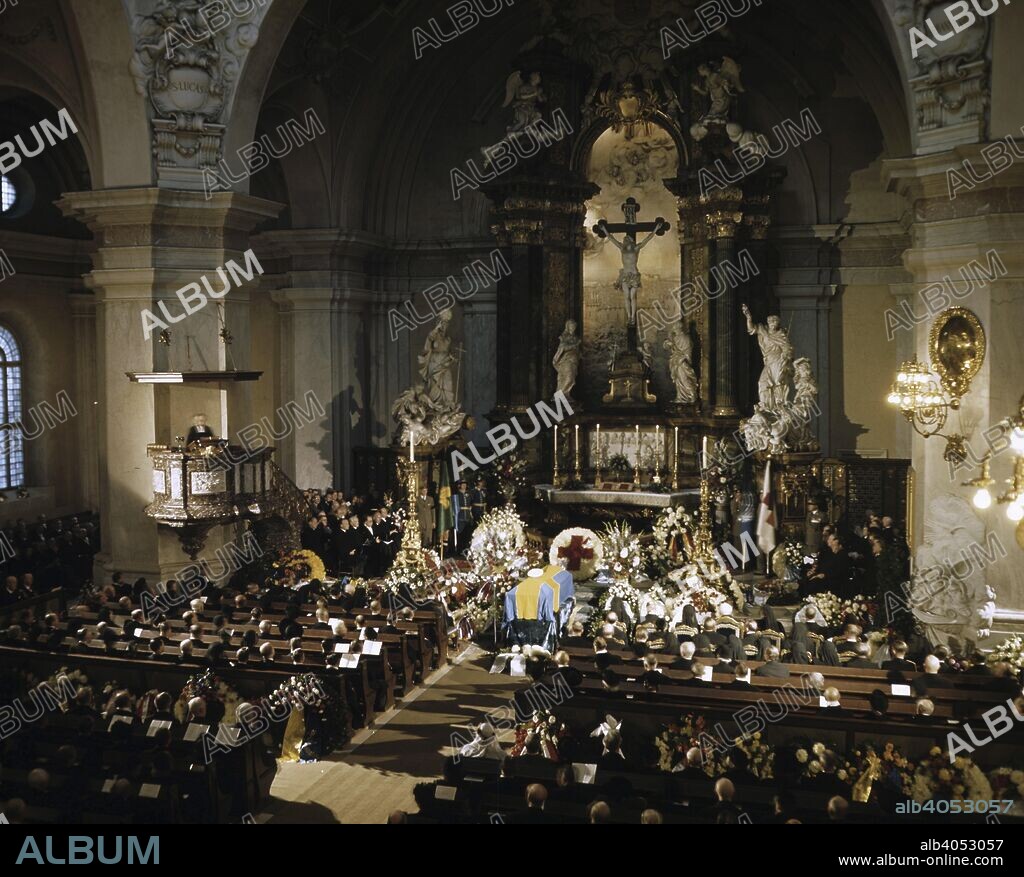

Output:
xmin=58 ymin=187 xmax=283 ymax=247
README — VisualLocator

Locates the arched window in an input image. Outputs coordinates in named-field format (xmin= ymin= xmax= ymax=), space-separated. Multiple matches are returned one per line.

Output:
xmin=0 ymin=326 xmax=24 ymax=489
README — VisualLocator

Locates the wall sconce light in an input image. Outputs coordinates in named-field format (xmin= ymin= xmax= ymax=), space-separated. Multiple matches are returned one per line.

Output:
xmin=963 ymin=394 xmax=1024 ymax=524
xmin=886 ymin=307 xmax=986 ymax=465
xmin=886 ymin=356 xmax=966 ymax=463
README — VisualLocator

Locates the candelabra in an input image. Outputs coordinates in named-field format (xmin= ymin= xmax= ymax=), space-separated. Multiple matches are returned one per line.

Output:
xmin=394 ymin=459 xmax=429 ymax=571
xmin=691 ymin=467 xmax=717 ymax=565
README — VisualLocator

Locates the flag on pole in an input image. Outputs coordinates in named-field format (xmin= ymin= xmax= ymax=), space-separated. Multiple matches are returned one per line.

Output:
xmin=756 ymin=459 xmax=776 ymax=556
xmin=435 ymin=450 xmax=455 ymax=547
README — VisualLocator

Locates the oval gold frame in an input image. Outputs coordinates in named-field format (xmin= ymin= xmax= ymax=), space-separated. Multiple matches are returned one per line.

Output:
xmin=929 ymin=306 xmax=985 ymax=403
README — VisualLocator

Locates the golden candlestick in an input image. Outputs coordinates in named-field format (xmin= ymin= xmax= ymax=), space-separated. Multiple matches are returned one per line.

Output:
xmin=395 ymin=460 xmax=428 ymax=569
xmin=633 ymin=425 xmax=642 ymax=487
xmin=552 ymin=425 xmax=560 ymax=487
xmin=692 ymin=467 xmax=717 ymax=565
xmin=573 ymin=424 xmax=582 ymax=482
xmin=672 ymin=426 xmax=679 ymax=490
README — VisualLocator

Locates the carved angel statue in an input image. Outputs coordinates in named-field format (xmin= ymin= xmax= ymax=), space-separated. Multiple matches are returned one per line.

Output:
xmin=664 ymin=322 xmax=697 ymax=404
xmin=552 ymin=319 xmax=581 ymax=398
xmin=690 ymin=57 xmax=743 ymax=139
xmin=503 ymin=71 xmax=545 ymax=134
xmin=789 ymin=357 xmax=820 ymax=449
xmin=908 ymin=495 xmax=996 ymax=650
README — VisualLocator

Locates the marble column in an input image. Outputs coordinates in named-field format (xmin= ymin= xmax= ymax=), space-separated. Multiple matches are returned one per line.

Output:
xmin=59 ymin=188 xmax=282 ymax=580
xmin=69 ymin=293 xmax=100 ymax=513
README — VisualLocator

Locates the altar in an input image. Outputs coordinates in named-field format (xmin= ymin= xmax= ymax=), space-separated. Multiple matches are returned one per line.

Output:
xmin=534 ymin=485 xmax=697 ymax=508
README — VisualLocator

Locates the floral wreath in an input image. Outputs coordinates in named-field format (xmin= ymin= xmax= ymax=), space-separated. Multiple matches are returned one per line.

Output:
xmin=549 ymin=527 xmax=603 ymax=582
xmin=275 ymin=548 xmax=326 ymax=584
xmin=647 ymin=506 xmax=694 ymax=576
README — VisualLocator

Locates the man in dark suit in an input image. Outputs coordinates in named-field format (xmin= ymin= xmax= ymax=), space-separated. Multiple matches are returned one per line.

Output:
xmin=846 ymin=642 xmax=876 ymax=668
xmin=561 ymin=620 xmax=590 ymax=649
xmin=508 ymin=784 xmax=551 ymax=824
xmin=693 ymin=618 xmax=725 ymax=659
xmin=729 ymin=662 xmax=753 ymax=690
xmin=754 ymin=646 xmax=791 ymax=678
xmin=912 ymin=655 xmax=953 ymax=695
xmin=597 ymin=729 xmax=628 ymax=770
xmin=670 ymin=641 xmax=696 ymax=672
xmin=881 ymin=641 xmax=917 ymax=672
xmin=593 ymin=636 xmax=620 ymax=672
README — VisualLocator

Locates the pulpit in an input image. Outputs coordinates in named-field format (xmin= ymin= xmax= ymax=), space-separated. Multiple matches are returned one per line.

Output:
xmin=144 ymin=444 xmax=295 ymax=558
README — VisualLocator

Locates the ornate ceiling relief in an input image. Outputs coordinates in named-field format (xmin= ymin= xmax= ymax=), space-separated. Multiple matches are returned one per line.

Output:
xmin=128 ymin=0 xmax=271 ymax=188
xmin=891 ymin=0 xmax=990 ymax=154
xmin=534 ymin=0 xmax=689 ymax=133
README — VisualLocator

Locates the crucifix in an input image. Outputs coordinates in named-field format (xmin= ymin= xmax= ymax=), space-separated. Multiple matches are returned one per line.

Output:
xmin=592 ymin=197 xmax=670 ymax=352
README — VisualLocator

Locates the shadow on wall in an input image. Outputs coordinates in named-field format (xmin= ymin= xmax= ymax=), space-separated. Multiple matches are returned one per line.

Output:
xmin=829 ymin=284 xmax=868 ymax=454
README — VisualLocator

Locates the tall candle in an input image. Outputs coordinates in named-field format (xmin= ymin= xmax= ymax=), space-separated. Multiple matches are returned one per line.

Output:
xmin=674 ymin=426 xmax=679 ymax=461
xmin=574 ymin=424 xmax=579 ymax=455
xmin=702 ymin=435 xmax=708 ymax=470
xmin=409 ymin=430 xmax=415 ymax=463
xmin=596 ymin=423 xmax=601 ymax=466
xmin=655 ymin=425 xmax=661 ymax=467
xmin=554 ymin=424 xmax=558 ymax=458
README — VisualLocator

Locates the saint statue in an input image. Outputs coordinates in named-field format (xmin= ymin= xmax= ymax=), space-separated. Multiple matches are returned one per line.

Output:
xmin=605 ymin=228 xmax=659 ymax=326
xmin=742 ymin=304 xmax=794 ymax=414
xmin=664 ymin=322 xmax=697 ymax=404
xmin=741 ymin=403 xmax=772 ymax=453
xmin=552 ymin=319 xmax=581 ymax=398
xmin=418 ymin=309 xmax=458 ymax=411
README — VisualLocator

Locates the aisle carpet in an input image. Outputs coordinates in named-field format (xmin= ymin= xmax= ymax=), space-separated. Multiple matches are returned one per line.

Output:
xmin=262 ymin=646 xmax=522 ymax=824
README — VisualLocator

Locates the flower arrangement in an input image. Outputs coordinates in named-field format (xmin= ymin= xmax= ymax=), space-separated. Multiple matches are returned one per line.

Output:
xmin=911 ymin=746 xmax=994 ymax=804
xmin=782 ymin=541 xmax=805 ymax=566
xmin=380 ymin=548 xmax=443 ymax=602
xmin=549 ymin=527 xmax=603 ymax=581
xmin=646 ymin=506 xmax=694 ymax=576
xmin=603 ymin=580 xmax=643 ymax=626
xmin=804 ymin=592 xmax=872 ymax=628
xmin=988 ymin=767 xmax=1024 ymax=801
xmin=859 ymin=742 xmax=915 ymax=798
xmin=173 ymin=670 xmax=240 ymax=725
xmin=987 ymin=633 xmax=1024 ymax=674
xmin=709 ymin=732 xmax=774 ymax=781
xmin=796 ymin=741 xmax=847 ymax=782
xmin=606 ymin=453 xmax=631 ymax=479
xmin=665 ymin=564 xmax=741 ymax=613
xmin=275 ymin=549 xmax=326 ymax=584
xmin=493 ymin=448 xmax=531 ymax=506
xmin=654 ymin=713 xmax=707 ymax=771
xmin=600 ymin=521 xmax=644 ymax=584
xmin=466 ymin=507 xmax=527 ymax=574
xmin=508 ymin=710 xmax=569 ymax=761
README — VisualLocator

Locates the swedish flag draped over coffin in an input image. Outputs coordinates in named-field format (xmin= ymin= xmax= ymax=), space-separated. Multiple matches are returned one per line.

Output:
xmin=503 ymin=565 xmax=574 ymax=649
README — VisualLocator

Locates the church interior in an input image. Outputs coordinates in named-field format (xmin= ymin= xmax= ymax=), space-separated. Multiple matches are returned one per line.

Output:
xmin=1 ymin=0 xmax=1024 ymax=836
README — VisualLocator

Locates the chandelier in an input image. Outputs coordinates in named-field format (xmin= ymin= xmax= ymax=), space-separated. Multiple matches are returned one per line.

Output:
xmin=886 ymin=357 xmax=965 ymax=463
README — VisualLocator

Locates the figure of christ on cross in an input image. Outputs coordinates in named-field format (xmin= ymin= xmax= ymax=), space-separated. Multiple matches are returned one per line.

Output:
xmin=593 ymin=196 xmax=671 ymax=330
xmin=557 ymin=534 xmax=595 ymax=572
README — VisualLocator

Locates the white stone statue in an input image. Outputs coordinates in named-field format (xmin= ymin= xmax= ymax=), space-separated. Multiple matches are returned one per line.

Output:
xmin=664 ymin=322 xmax=697 ymax=404
xmin=502 ymin=71 xmax=545 ymax=134
xmin=742 ymin=304 xmax=794 ymax=414
xmin=909 ymin=495 xmax=996 ymax=650
xmin=605 ymin=228 xmax=659 ymax=326
xmin=790 ymin=357 xmax=820 ymax=449
xmin=418 ymin=309 xmax=459 ymax=411
xmin=741 ymin=403 xmax=772 ymax=453
xmin=690 ymin=57 xmax=743 ymax=139
xmin=552 ymin=319 xmax=581 ymax=398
